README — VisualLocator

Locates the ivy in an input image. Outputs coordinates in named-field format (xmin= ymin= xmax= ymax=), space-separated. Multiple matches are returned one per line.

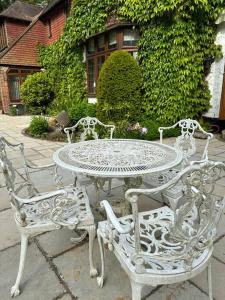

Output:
xmin=38 ymin=0 xmax=225 ymax=122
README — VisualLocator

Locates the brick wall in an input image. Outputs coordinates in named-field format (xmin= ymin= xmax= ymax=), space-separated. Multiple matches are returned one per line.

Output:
xmin=0 ymin=67 xmax=10 ymax=113
xmin=0 ymin=0 xmax=70 ymax=112
xmin=5 ymin=20 xmax=28 ymax=45
xmin=43 ymin=3 xmax=67 ymax=45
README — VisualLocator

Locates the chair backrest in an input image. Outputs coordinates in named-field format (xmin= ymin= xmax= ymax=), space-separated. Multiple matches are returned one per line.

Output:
xmin=64 ymin=116 xmax=115 ymax=143
xmin=125 ymin=161 xmax=225 ymax=272
xmin=159 ymin=119 xmax=213 ymax=163
xmin=0 ymin=137 xmax=37 ymax=211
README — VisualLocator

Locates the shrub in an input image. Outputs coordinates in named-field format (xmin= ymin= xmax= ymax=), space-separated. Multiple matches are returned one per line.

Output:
xmin=21 ymin=71 xmax=54 ymax=114
xmin=68 ymin=102 xmax=96 ymax=124
xmin=96 ymin=50 xmax=142 ymax=125
xmin=140 ymin=119 xmax=180 ymax=140
xmin=9 ymin=105 xmax=17 ymax=116
xmin=114 ymin=119 xmax=180 ymax=141
xmin=28 ymin=116 xmax=49 ymax=137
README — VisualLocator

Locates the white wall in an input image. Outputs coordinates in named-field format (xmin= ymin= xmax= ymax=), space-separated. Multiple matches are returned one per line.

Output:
xmin=204 ymin=19 xmax=225 ymax=118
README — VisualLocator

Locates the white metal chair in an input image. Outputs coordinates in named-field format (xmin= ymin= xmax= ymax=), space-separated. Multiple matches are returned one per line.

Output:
xmin=159 ymin=118 xmax=213 ymax=164
xmin=97 ymin=161 xmax=225 ymax=300
xmin=64 ymin=116 xmax=115 ymax=197
xmin=0 ymin=137 xmax=97 ymax=297
xmin=64 ymin=116 xmax=115 ymax=143
xmin=144 ymin=119 xmax=213 ymax=205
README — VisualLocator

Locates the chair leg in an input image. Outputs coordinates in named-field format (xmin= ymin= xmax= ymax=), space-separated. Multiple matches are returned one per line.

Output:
xmin=87 ymin=225 xmax=98 ymax=277
xmin=11 ymin=233 xmax=28 ymax=297
xmin=97 ymin=230 xmax=105 ymax=288
xmin=207 ymin=262 xmax=213 ymax=300
xmin=130 ymin=279 xmax=143 ymax=300
xmin=107 ymin=179 xmax=112 ymax=196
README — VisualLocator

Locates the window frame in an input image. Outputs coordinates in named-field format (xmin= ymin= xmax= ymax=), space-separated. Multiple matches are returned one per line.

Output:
xmin=86 ymin=26 xmax=139 ymax=96
xmin=7 ymin=68 xmax=39 ymax=103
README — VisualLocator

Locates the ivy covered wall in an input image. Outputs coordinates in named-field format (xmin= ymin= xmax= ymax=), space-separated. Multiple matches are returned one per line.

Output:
xmin=39 ymin=0 xmax=225 ymax=123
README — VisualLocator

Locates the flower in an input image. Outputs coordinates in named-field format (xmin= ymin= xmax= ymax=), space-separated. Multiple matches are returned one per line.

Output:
xmin=141 ymin=127 xmax=148 ymax=134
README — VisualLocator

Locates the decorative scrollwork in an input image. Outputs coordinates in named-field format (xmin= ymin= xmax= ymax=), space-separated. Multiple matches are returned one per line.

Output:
xmin=159 ymin=119 xmax=213 ymax=163
xmin=64 ymin=116 xmax=115 ymax=143
xmin=100 ymin=161 xmax=225 ymax=275
xmin=18 ymin=187 xmax=89 ymax=228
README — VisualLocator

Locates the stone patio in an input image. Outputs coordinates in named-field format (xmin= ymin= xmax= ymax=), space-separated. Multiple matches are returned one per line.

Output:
xmin=0 ymin=115 xmax=225 ymax=300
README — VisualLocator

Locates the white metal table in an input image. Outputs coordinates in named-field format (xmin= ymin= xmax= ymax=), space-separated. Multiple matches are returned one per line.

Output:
xmin=53 ymin=139 xmax=183 ymax=213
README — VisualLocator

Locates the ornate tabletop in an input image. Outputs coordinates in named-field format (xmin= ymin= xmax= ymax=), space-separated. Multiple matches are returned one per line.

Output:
xmin=53 ymin=139 xmax=182 ymax=178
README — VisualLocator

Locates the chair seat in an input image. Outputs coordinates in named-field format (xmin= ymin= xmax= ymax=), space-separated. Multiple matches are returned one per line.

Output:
xmin=98 ymin=206 xmax=211 ymax=282
xmin=144 ymin=169 xmax=183 ymax=208
xmin=15 ymin=186 xmax=94 ymax=229
xmin=144 ymin=168 xmax=180 ymax=187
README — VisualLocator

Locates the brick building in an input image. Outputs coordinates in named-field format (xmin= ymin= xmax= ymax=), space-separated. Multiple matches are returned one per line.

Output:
xmin=0 ymin=0 xmax=70 ymax=113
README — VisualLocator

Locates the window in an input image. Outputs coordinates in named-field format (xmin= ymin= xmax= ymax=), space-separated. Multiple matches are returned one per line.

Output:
xmin=8 ymin=76 xmax=20 ymax=101
xmin=87 ymin=39 xmax=95 ymax=54
xmin=108 ymin=30 xmax=117 ymax=49
xmin=21 ymin=70 xmax=32 ymax=74
xmin=87 ymin=59 xmax=95 ymax=94
xmin=97 ymin=35 xmax=105 ymax=52
xmin=7 ymin=68 xmax=39 ymax=102
xmin=86 ymin=26 xmax=140 ymax=96
xmin=123 ymin=29 xmax=140 ymax=46
xmin=97 ymin=56 xmax=105 ymax=75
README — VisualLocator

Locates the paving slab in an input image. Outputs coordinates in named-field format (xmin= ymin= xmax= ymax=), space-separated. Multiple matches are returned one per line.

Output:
xmin=0 ymin=187 xmax=11 ymax=210
xmin=191 ymin=258 xmax=225 ymax=300
xmin=0 ymin=242 xmax=65 ymax=300
xmin=216 ymin=211 xmax=225 ymax=237
xmin=214 ymin=236 xmax=225 ymax=263
xmin=36 ymin=228 xmax=79 ymax=258
xmin=0 ymin=208 xmax=20 ymax=250
xmin=146 ymin=282 xmax=208 ymax=300
xmin=57 ymin=294 xmax=73 ymax=300
xmin=53 ymin=241 xmax=154 ymax=300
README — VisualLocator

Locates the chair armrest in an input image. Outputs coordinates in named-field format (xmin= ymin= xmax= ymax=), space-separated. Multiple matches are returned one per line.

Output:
xmin=12 ymin=189 xmax=67 ymax=204
xmin=100 ymin=200 xmax=132 ymax=234
xmin=104 ymin=124 xmax=115 ymax=139
xmin=125 ymin=165 xmax=197 ymax=201
xmin=190 ymin=159 xmax=208 ymax=166
xmin=26 ymin=160 xmax=55 ymax=170
xmin=64 ymin=126 xmax=75 ymax=133
xmin=158 ymin=123 xmax=178 ymax=143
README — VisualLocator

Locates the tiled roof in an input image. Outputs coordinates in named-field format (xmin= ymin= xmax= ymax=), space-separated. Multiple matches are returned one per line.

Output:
xmin=0 ymin=1 xmax=42 ymax=22
xmin=40 ymin=0 xmax=62 ymax=17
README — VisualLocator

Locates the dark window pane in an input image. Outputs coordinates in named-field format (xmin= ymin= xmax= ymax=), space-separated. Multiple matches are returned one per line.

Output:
xmin=87 ymin=39 xmax=95 ymax=54
xmin=108 ymin=30 xmax=117 ymax=48
xmin=21 ymin=70 xmax=31 ymax=74
xmin=8 ymin=69 xmax=19 ymax=73
xmin=123 ymin=29 xmax=140 ymax=46
xmin=98 ymin=56 xmax=105 ymax=75
xmin=97 ymin=35 xmax=105 ymax=52
xmin=88 ymin=60 xmax=95 ymax=94
xmin=8 ymin=76 xmax=20 ymax=101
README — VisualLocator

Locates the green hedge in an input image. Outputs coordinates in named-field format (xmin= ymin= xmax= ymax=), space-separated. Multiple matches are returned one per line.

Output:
xmin=68 ymin=102 xmax=96 ymax=125
xmin=114 ymin=119 xmax=180 ymax=140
